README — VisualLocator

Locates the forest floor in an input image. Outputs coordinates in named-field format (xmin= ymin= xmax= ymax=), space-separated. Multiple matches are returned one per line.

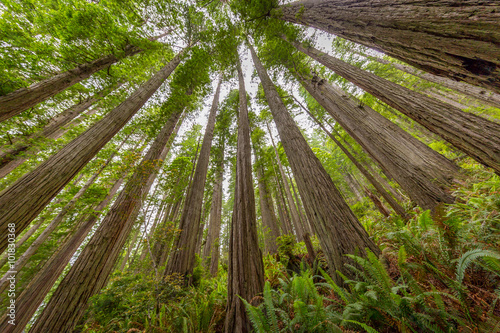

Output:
xmin=75 ymin=158 xmax=500 ymax=333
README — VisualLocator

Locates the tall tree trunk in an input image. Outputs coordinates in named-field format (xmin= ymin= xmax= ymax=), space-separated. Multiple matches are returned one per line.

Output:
xmin=0 ymin=52 xmax=184 ymax=253
xmin=360 ymin=52 xmax=500 ymax=109
xmin=275 ymin=1 xmax=500 ymax=93
xmin=343 ymin=172 xmax=364 ymax=202
xmin=28 ymin=109 xmax=183 ymax=333
xmin=0 ymin=106 xmax=100 ymax=179
xmin=287 ymin=172 xmax=314 ymax=235
xmin=274 ymin=175 xmax=294 ymax=236
xmin=287 ymin=39 xmax=500 ymax=174
xmin=267 ymin=123 xmax=305 ymax=239
xmin=0 ymin=145 xmax=118 ymax=295
xmin=0 ymin=174 xmax=125 ymax=333
xmin=224 ymin=56 xmax=265 ymax=333
xmin=255 ymin=164 xmax=281 ymax=254
xmin=0 ymin=46 xmax=139 ymax=122
xmin=202 ymin=150 xmax=225 ymax=276
xmin=365 ymin=187 xmax=391 ymax=217
xmin=0 ymin=84 xmax=118 ymax=169
xmin=300 ymin=101 xmax=409 ymax=219
xmin=165 ymin=77 xmax=222 ymax=282
xmin=250 ymin=43 xmax=379 ymax=284
xmin=298 ymin=73 xmax=458 ymax=211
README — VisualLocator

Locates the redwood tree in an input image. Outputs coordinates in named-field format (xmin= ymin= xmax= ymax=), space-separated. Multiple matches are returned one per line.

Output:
xmin=274 ymin=0 xmax=500 ymax=93
xmin=250 ymin=42 xmax=379 ymax=284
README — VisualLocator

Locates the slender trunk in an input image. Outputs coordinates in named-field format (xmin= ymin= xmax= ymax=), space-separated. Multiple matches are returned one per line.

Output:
xmin=165 ymin=77 xmax=222 ymax=282
xmin=275 ymin=1 xmax=500 ymax=93
xmin=0 ymin=85 xmax=118 ymax=170
xmin=287 ymin=39 xmax=500 ymax=174
xmin=0 ymin=175 xmax=125 ymax=333
xmin=250 ymin=43 xmax=379 ymax=283
xmin=274 ymin=187 xmax=290 ymax=235
xmin=0 ymin=106 xmax=101 ymax=179
xmin=300 ymin=102 xmax=409 ymax=219
xmin=0 ymin=52 xmax=184 ymax=253
xmin=224 ymin=55 xmax=265 ymax=333
xmin=365 ymin=187 xmax=391 ymax=218
xmin=267 ymin=123 xmax=305 ymax=239
xmin=120 ymin=227 xmax=141 ymax=271
xmin=0 ymin=46 xmax=139 ymax=122
xmin=288 ymin=173 xmax=314 ymax=235
xmin=28 ymin=109 xmax=183 ymax=333
xmin=202 ymin=151 xmax=225 ymax=275
xmin=275 ymin=175 xmax=294 ymax=236
xmin=343 ymin=172 xmax=364 ymax=202
xmin=255 ymin=165 xmax=280 ymax=254
xmin=299 ymin=73 xmax=458 ymax=211
xmin=362 ymin=52 xmax=500 ymax=109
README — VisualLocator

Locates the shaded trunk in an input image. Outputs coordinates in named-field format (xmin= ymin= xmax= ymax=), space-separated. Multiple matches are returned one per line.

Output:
xmin=299 ymin=73 xmax=458 ymax=211
xmin=0 ymin=85 xmax=117 ymax=170
xmin=28 ymin=110 xmax=183 ymax=333
xmin=274 ymin=176 xmax=294 ymax=236
xmin=250 ymin=43 xmax=379 ymax=284
xmin=365 ymin=187 xmax=391 ymax=218
xmin=276 ymin=1 xmax=500 ymax=93
xmin=288 ymin=39 xmax=500 ymax=174
xmin=202 ymin=151 xmax=225 ymax=276
xmin=0 ymin=46 xmax=139 ymax=122
xmin=343 ymin=172 xmax=364 ymax=202
xmin=0 ymin=175 xmax=124 ymax=333
xmin=288 ymin=174 xmax=314 ymax=235
xmin=224 ymin=56 xmax=265 ymax=333
xmin=300 ymin=102 xmax=409 ymax=219
xmin=0 ymin=52 xmax=184 ymax=253
xmin=255 ymin=165 xmax=280 ymax=254
xmin=267 ymin=123 xmax=305 ymax=239
xmin=363 ymin=52 xmax=500 ymax=109
xmin=165 ymin=77 xmax=222 ymax=282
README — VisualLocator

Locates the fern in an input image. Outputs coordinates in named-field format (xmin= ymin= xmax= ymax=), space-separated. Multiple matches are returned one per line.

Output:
xmin=263 ymin=281 xmax=279 ymax=333
xmin=456 ymin=248 xmax=500 ymax=283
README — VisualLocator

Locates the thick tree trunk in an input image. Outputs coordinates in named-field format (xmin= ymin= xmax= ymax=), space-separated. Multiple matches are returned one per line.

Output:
xmin=276 ymin=1 xmax=500 ymax=93
xmin=362 ymin=52 xmax=500 ymax=109
xmin=0 ymin=174 xmax=124 ymax=333
xmin=0 ymin=85 xmax=117 ymax=169
xmin=0 ymin=148 xmax=116 ymax=295
xmin=0 ymin=52 xmax=184 ymax=253
xmin=165 ymin=77 xmax=222 ymax=282
xmin=299 ymin=73 xmax=458 ymax=211
xmin=0 ymin=106 xmax=100 ymax=179
xmin=0 ymin=46 xmax=139 ymax=122
xmin=202 ymin=150 xmax=225 ymax=276
xmin=300 ymin=102 xmax=409 ymax=219
xmin=250 ymin=43 xmax=379 ymax=284
xmin=288 ymin=39 xmax=500 ymax=174
xmin=267 ymin=123 xmax=305 ymax=239
xmin=28 ymin=109 xmax=183 ymax=333
xmin=256 ymin=165 xmax=280 ymax=254
xmin=224 ymin=56 xmax=265 ymax=333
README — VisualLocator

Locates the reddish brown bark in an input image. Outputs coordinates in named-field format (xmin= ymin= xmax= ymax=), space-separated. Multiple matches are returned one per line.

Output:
xmin=299 ymin=74 xmax=458 ymax=211
xmin=165 ymin=77 xmax=222 ymax=282
xmin=0 ymin=52 xmax=184 ymax=253
xmin=256 ymin=164 xmax=281 ymax=254
xmin=29 ymin=109 xmax=183 ymax=333
xmin=0 ymin=46 xmax=139 ymax=122
xmin=287 ymin=38 xmax=500 ymax=174
xmin=276 ymin=0 xmax=500 ymax=93
xmin=250 ymin=43 xmax=379 ymax=284
xmin=224 ymin=56 xmax=265 ymax=333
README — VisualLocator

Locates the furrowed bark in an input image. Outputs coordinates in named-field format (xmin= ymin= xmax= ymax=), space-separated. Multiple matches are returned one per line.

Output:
xmin=298 ymin=73 xmax=458 ymax=210
xmin=250 ymin=43 xmax=379 ymax=284
xmin=287 ymin=38 xmax=500 ymax=174
xmin=224 ymin=55 xmax=265 ymax=333
xmin=0 ymin=84 xmax=118 ymax=169
xmin=360 ymin=52 xmax=500 ymax=109
xmin=299 ymin=100 xmax=409 ymax=219
xmin=0 ymin=175 xmax=125 ymax=333
xmin=0 ymin=52 xmax=184 ymax=254
xmin=275 ymin=0 xmax=500 ymax=93
xmin=0 ymin=46 xmax=139 ymax=122
xmin=29 ymin=109 xmax=183 ymax=333
xmin=165 ymin=77 xmax=222 ymax=282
